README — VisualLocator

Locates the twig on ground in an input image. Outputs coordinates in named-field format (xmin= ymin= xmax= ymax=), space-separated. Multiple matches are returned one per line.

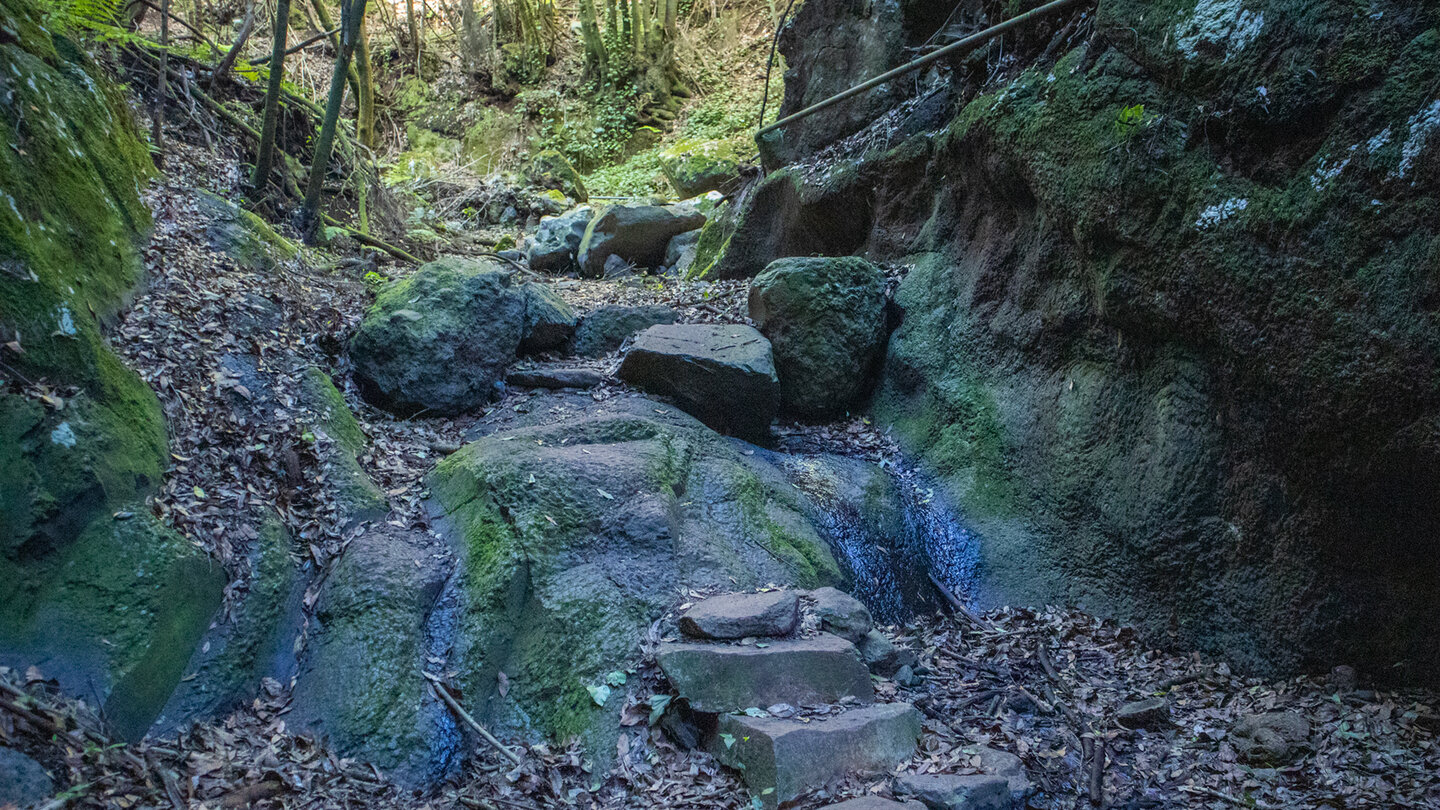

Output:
xmin=423 ymin=671 xmax=523 ymax=766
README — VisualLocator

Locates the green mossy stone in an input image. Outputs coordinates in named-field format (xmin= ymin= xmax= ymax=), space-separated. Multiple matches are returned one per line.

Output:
xmin=659 ymin=138 xmax=743 ymax=197
xmin=0 ymin=511 xmax=223 ymax=740
xmin=526 ymin=149 xmax=589 ymax=202
xmin=429 ymin=405 xmax=842 ymax=768
xmin=300 ymin=367 xmax=387 ymax=526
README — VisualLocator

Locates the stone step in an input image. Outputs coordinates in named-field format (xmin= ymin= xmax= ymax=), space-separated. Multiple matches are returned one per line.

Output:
xmin=821 ymin=799 xmax=926 ymax=810
xmin=679 ymin=590 xmax=800 ymax=640
xmin=895 ymin=773 xmax=1011 ymax=810
xmin=713 ymin=702 xmax=923 ymax=808
xmin=658 ymin=633 xmax=873 ymax=713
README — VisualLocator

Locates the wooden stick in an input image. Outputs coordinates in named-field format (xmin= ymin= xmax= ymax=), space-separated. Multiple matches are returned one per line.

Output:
xmin=1088 ymin=736 xmax=1104 ymax=806
xmin=422 ymin=672 xmax=522 ymax=765
xmin=249 ymin=28 xmax=341 ymax=64
xmin=928 ymin=573 xmax=995 ymax=632
xmin=321 ymin=215 xmax=422 ymax=264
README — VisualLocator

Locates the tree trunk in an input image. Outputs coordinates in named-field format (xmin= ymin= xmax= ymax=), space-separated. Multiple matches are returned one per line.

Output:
xmin=629 ymin=0 xmax=641 ymax=54
xmin=301 ymin=0 xmax=367 ymax=241
xmin=405 ymin=0 xmax=419 ymax=68
xmin=355 ymin=14 xmax=376 ymax=148
xmin=577 ymin=0 xmax=606 ymax=81
xmin=250 ymin=0 xmax=291 ymax=193
xmin=151 ymin=0 xmax=169 ymax=166
xmin=310 ymin=0 xmax=364 ymax=118
xmin=210 ymin=0 xmax=257 ymax=88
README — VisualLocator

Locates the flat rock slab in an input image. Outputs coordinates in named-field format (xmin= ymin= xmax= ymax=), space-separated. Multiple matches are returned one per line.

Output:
xmin=617 ymin=324 xmax=779 ymax=441
xmin=1117 ymin=697 xmax=1170 ymax=730
xmin=895 ymin=773 xmax=1011 ymax=810
xmin=506 ymin=368 xmax=607 ymax=389
xmin=822 ymin=799 xmax=926 ymax=810
xmin=715 ymin=703 xmax=923 ymax=807
xmin=679 ymin=591 xmax=800 ymax=639
xmin=658 ymin=633 xmax=871 ymax=712
xmin=963 ymin=747 xmax=1032 ymax=805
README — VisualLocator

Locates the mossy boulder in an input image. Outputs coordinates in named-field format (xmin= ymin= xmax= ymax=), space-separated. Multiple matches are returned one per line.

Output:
xmin=196 ymin=191 xmax=297 ymax=273
xmin=429 ymin=396 xmax=844 ymax=766
xmin=300 ymin=367 xmax=388 ymax=526
xmin=659 ymin=139 xmax=744 ymax=197
xmin=0 ymin=0 xmax=224 ymax=737
xmin=350 ymin=258 xmax=526 ymax=415
xmin=526 ymin=149 xmax=588 ymax=202
xmin=749 ymin=257 xmax=889 ymax=418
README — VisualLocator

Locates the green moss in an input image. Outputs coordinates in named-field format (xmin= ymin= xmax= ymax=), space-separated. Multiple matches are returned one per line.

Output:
xmin=300 ymin=367 xmax=387 ymax=524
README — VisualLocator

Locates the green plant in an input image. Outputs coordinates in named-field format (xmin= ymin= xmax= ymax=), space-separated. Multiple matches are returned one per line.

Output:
xmin=1114 ymin=103 xmax=1150 ymax=138
xmin=362 ymin=270 xmax=386 ymax=290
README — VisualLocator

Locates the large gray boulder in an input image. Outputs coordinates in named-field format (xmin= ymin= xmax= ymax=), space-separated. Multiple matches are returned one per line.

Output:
xmin=658 ymin=633 xmax=872 ymax=712
xmin=350 ymin=258 xmax=525 ymax=415
xmin=528 ymin=207 xmax=594 ymax=274
xmin=573 ymin=304 xmax=678 ymax=357
xmin=749 ymin=256 xmax=888 ymax=418
xmin=577 ymin=204 xmax=706 ymax=277
xmin=617 ymin=324 xmax=779 ymax=441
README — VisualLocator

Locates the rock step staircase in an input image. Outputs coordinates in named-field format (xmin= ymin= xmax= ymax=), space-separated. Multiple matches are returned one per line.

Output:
xmin=657 ymin=588 xmax=1033 ymax=809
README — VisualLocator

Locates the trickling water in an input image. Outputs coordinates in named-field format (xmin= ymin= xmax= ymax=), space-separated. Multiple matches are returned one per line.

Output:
xmin=421 ymin=568 xmax=465 ymax=781
xmin=781 ymin=453 xmax=982 ymax=626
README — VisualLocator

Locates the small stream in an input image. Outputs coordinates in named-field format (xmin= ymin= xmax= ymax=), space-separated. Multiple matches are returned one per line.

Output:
xmin=779 ymin=452 xmax=983 ymax=626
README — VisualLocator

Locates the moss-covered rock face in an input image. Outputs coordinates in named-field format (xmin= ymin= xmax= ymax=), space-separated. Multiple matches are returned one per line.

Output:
xmin=0 ymin=0 xmax=221 ymax=732
xmin=759 ymin=1 xmax=1440 ymax=679
xmin=429 ymin=396 xmax=842 ymax=765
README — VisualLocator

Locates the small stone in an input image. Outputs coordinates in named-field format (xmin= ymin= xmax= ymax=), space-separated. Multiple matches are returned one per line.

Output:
xmin=519 ymin=282 xmax=578 ymax=355
xmin=965 ymin=746 xmax=1033 ymax=805
xmin=1328 ymin=665 xmax=1358 ymax=693
xmin=895 ymin=664 xmax=924 ymax=688
xmin=1231 ymin=712 xmax=1311 ymax=763
xmin=572 ymin=304 xmax=678 ymax=357
xmin=809 ymin=587 xmax=873 ymax=642
xmin=678 ymin=591 xmax=800 ymax=639
xmin=858 ymin=629 xmax=917 ymax=677
xmin=0 ymin=746 xmax=54 ymax=808
xmin=1116 ymin=697 xmax=1170 ymax=730
xmin=895 ymin=772 xmax=1010 ymax=810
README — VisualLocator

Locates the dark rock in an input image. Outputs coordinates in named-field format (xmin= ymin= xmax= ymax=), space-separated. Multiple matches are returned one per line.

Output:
xmin=196 ymin=191 xmax=297 ymax=274
xmin=1328 ymin=665 xmax=1358 ymax=693
xmin=665 ymin=229 xmax=701 ymax=274
xmin=350 ymin=258 xmax=524 ymax=415
xmin=519 ymin=282 xmax=578 ymax=355
xmin=528 ymin=207 xmax=594 ymax=274
xmin=749 ymin=256 xmax=889 ymax=418
xmin=810 ymin=586 xmax=873 ymax=642
xmin=525 ymin=149 xmax=587 ymax=202
xmin=894 ymin=773 xmax=1010 ymax=810
xmin=1116 ymin=697 xmax=1170 ymax=730
xmin=966 ymin=747 xmax=1032 ymax=806
xmin=822 ymin=800 xmax=926 ymax=810
xmin=617 ymin=324 xmax=779 ymax=441
xmin=657 ymin=633 xmax=871 ymax=712
xmin=859 ymin=629 xmax=917 ymax=677
xmin=505 ymin=368 xmax=607 ymax=389
xmin=894 ymin=664 xmax=923 ymax=688
xmin=678 ymin=590 xmax=800 ymax=639
xmin=572 ymin=304 xmax=678 ymax=357
xmin=289 ymin=526 xmax=450 ymax=786
xmin=603 ymin=253 xmax=635 ymax=279
xmin=1231 ymin=712 xmax=1311 ymax=763
xmin=577 ymin=204 xmax=706 ymax=277
xmin=497 ymin=248 xmax=526 ymax=263
xmin=0 ymin=747 xmax=53 ymax=808
xmin=714 ymin=703 xmax=922 ymax=808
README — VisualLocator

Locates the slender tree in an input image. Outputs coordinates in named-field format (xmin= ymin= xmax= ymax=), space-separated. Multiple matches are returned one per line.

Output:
xmin=151 ymin=0 xmax=169 ymax=166
xmin=355 ymin=14 xmax=377 ymax=148
xmin=310 ymin=0 xmax=364 ymax=126
xmin=577 ymin=0 xmax=606 ymax=81
xmin=250 ymin=0 xmax=291 ymax=193
xmin=210 ymin=0 xmax=258 ymax=88
xmin=301 ymin=0 xmax=368 ymax=241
